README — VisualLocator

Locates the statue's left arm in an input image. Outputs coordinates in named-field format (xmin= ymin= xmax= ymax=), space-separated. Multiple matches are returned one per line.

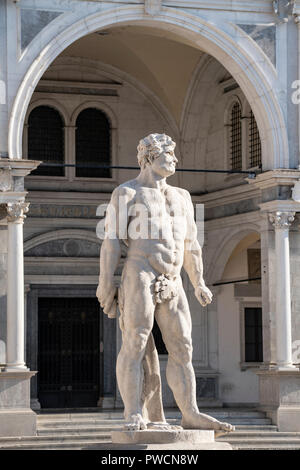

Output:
xmin=181 ymin=190 xmax=213 ymax=307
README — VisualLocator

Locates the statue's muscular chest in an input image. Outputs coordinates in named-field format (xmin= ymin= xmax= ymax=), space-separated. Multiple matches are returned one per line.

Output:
xmin=133 ymin=186 xmax=182 ymax=218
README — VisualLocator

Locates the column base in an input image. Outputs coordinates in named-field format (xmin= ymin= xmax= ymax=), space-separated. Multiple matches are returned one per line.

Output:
xmin=273 ymin=365 xmax=299 ymax=371
xmin=256 ymin=369 xmax=300 ymax=431
xmin=0 ymin=371 xmax=37 ymax=437
xmin=0 ymin=409 xmax=37 ymax=437
xmin=5 ymin=365 xmax=29 ymax=372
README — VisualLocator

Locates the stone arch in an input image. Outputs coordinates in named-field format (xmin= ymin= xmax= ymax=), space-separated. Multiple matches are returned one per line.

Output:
xmin=23 ymin=98 xmax=69 ymax=160
xmin=207 ymin=225 xmax=261 ymax=286
xmin=70 ymin=101 xmax=118 ymax=129
xmin=43 ymin=56 xmax=179 ymax=141
xmin=24 ymin=229 xmax=100 ymax=253
xmin=8 ymin=6 xmax=288 ymax=170
xmin=25 ymin=99 xmax=70 ymax=127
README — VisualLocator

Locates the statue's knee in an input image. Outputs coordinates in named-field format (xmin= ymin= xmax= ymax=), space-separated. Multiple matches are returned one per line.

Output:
xmin=124 ymin=328 xmax=150 ymax=357
xmin=171 ymin=340 xmax=193 ymax=363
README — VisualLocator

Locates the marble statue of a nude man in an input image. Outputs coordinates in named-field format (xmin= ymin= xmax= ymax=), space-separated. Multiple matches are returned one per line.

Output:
xmin=97 ymin=133 xmax=234 ymax=434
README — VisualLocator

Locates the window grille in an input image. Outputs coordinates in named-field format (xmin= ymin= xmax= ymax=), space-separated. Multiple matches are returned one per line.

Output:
xmin=244 ymin=307 xmax=263 ymax=362
xmin=249 ymin=110 xmax=262 ymax=168
xmin=28 ymin=106 xmax=64 ymax=176
xmin=75 ymin=108 xmax=111 ymax=178
xmin=230 ymin=102 xmax=242 ymax=170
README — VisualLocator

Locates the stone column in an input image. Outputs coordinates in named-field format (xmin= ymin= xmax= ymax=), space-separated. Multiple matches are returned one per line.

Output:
xmin=268 ymin=211 xmax=296 ymax=370
xmin=5 ymin=201 xmax=29 ymax=371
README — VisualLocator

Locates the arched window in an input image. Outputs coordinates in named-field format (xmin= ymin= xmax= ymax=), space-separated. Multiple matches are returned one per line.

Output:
xmin=230 ymin=102 xmax=242 ymax=170
xmin=249 ymin=110 xmax=262 ymax=168
xmin=28 ymin=105 xmax=64 ymax=176
xmin=75 ymin=108 xmax=111 ymax=178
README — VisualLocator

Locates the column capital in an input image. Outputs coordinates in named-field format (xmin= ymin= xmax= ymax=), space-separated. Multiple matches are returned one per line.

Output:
xmin=6 ymin=201 xmax=29 ymax=223
xmin=269 ymin=211 xmax=295 ymax=230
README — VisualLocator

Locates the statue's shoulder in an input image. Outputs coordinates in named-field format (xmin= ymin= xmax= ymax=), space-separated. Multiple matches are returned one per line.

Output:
xmin=173 ymin=186 xmax=192 ymax=202
xmin=112 ymin=179 xmax=137 ymax=200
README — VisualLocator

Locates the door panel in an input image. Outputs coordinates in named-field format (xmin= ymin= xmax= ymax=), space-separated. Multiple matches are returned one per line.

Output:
xmin=38 ymin=297 xmax=102 ymax=408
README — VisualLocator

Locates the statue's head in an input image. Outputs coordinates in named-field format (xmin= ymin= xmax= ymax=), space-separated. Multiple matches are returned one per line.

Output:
xmin=137 ymin=134 xmax=176 ymax=174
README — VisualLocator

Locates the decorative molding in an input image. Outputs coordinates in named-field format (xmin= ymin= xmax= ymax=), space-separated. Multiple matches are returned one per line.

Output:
xmin=145 ymin=0 xmax=162 ymax=15
xmin=259 ymin=199 xmax=300 ymax=213
xmin=24 ymin=275 xmax=99 ymax=285
xmin=24 ymin=229 xmax=99 ymax=252
xmin=268 ymin=211 xmax=295 ymax=230
xmin=6 ymin=202 xmax=30 ymax=223
xmin=0 ymin=169 xmax=13 ymax=192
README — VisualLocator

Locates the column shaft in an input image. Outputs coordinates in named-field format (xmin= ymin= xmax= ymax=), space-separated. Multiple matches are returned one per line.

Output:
xmin=269 ymin=211 xmax=296 ymax=370
xmin=275 ymin=227 xmax=293 ymax=367
xmin=6 ymin=202 xmax=29 ymax=371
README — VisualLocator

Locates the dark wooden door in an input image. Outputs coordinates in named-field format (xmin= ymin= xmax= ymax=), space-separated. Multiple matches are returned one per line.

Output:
xmin=38 ymin=297 xmax=102 ymax=408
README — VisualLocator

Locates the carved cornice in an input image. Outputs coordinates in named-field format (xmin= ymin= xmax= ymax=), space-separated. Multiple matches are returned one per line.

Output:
xmin=7 ymin=202 xmax=30 ymax=223
xmin=268 ymin=211 xmax=295 ymax=230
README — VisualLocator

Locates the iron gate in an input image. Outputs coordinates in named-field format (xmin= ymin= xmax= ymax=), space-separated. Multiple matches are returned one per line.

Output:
xmin=38 ymin=297 xmax=102 ymax=408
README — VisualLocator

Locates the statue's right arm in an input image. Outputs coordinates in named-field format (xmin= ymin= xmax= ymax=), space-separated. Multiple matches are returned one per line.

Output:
xmin=96 ymin=186 xmax=133 ymax=317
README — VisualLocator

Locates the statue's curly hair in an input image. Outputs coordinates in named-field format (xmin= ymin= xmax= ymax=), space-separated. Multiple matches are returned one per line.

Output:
xmin=137 ymin=133 xmax=176 ymax=169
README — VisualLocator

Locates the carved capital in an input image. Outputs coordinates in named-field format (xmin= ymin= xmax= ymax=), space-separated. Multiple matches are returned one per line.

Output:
xmin=145 ymin=0 xmax=162 ymax=15
xmin=268 ymin=211 xmax=295 ymax=230
xmin=7 ymin=202 xmax=30 ymax=223
xmin=273 ymin=0 xmax=295 ymax=22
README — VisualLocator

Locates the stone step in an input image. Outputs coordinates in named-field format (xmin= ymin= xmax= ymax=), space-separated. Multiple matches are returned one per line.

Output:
xmin=37 ymin=424 xmax=278 ymax=436
xmin=218 ymin=431 xmax=300 ymax=439
xmin=37 ymin=426 xmax=123 ymax=435
xmin=0 ymin=440 xmax=111 ymax=450
xmin=37 ymin=418 xmax=273 ymax=428
xmin=223 ymin=440 xmax=300 ymax=450
xmin=36 ymin=409 xmax=268 ymax=420
xmin=0 ymin=432 xmax=111 ymax=447
xmin=2 ymin=435 xmax=300 ymax=451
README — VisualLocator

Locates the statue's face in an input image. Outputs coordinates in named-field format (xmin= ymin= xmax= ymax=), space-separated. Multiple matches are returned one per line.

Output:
xmin=151 ymin=144 xmax=177 ymax=177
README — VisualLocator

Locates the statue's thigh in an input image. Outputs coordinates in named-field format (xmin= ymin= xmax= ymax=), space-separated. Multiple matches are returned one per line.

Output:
xmin=155 ymin=287 xmax=192 ymax=349
xmin=121 ymin=271 xmax=156 ymax=332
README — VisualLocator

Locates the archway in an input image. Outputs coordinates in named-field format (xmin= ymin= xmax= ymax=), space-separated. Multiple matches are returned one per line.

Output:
xmin=213 ymin=231 xmax=262 ymax=405
xmin=9 ymin=6 xmax=288 ymax=170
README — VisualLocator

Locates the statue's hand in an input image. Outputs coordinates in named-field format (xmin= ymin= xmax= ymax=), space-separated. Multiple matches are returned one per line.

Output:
xmin=195 ymin=284 xmax=213 ymax=307
xmin=96 ymin=280 xmax=118 ymax=318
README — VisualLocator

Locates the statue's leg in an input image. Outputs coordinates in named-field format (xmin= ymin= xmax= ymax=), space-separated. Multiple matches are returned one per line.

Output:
xmin=142 ymin=332 xmax=166 ymax=424
xmin=155 ymin=284 xmax=234 ymax=434
xmin=117 ymin=267 xmax=156 ymax=431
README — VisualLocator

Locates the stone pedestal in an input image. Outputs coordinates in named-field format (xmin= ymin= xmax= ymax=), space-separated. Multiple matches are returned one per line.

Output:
xmin=256 ymin=369 xmax=300 ymax=431
xmin=0 ymin=371 xmax=37 ymax=437
xmin=110 ymin=429 xmax=232 ymax=450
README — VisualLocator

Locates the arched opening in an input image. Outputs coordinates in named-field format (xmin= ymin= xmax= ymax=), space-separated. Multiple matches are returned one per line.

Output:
xmin=27 ymin=105 xmax=65 ymax=177
xmin=75 ymin=108 xmax=111 ymax=179
xmin=10 ymin=7 xmax=288 ymax=170
xmin=216 ymin=232 xmax=262 ymax=405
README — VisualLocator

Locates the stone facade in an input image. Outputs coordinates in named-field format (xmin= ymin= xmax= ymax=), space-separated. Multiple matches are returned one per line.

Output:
xmin=0 ymin=0 xmax=300 ymax=434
